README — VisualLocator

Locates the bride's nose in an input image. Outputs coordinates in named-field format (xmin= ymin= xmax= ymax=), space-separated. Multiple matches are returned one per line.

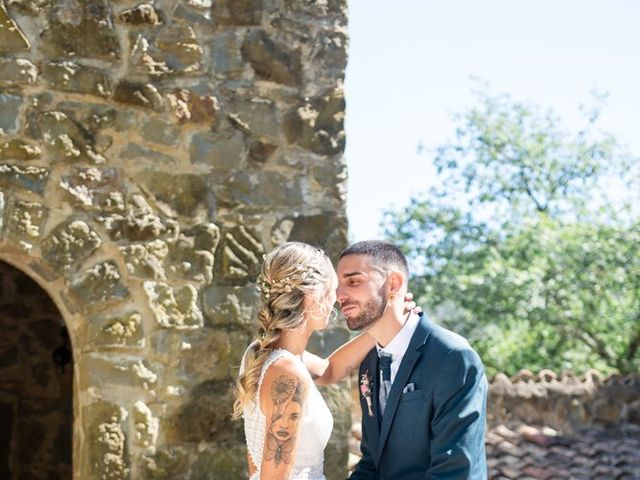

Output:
xmin=336 ymin=286 xmax=347 ymax=305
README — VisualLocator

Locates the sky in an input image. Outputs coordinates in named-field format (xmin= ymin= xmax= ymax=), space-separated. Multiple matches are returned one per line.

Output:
xmin=345 ymin=0 xmax=640 ymax=241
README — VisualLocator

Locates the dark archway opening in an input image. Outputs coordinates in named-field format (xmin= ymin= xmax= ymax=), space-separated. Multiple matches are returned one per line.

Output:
xmin=0 ymin=261 xmax=73 ymax=479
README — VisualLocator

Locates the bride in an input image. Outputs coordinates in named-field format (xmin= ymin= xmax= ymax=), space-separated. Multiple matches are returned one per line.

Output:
xmin=233 ymin=242 xmax=395 ymax=479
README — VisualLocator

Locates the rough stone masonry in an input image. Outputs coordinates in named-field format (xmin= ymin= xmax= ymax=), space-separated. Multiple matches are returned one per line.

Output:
xmin=0 ymin=0 xmax=350 ymax=478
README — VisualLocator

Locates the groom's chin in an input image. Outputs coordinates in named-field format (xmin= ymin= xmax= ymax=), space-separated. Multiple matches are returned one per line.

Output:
xmin=345 ymin=316 xmax=365 ymax=331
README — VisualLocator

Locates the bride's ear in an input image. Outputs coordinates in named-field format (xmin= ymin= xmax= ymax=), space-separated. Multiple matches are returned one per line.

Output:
xmin=302 ymin=291 xmax=317 ymax=310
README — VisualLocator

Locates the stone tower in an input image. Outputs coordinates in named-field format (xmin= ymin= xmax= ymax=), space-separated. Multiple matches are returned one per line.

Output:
xmin=0 ymin=0 xmax=349 ymax=478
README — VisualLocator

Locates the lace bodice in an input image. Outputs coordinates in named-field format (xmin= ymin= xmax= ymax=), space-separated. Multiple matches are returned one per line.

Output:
xmin=241 ymin=348 xmax=333 ymax=480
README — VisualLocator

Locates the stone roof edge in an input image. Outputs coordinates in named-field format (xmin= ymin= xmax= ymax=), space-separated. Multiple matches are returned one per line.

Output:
xmin=489 ymin=368 xmax=640 ymax=386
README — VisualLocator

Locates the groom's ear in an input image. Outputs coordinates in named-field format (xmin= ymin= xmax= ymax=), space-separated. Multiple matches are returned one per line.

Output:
xmin=386 ymin=270 xmax=405 ymax=297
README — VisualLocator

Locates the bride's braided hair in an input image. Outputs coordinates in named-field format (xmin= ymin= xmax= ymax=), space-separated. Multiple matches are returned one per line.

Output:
xmin=232 ymin=242 xmax=333 ymax=419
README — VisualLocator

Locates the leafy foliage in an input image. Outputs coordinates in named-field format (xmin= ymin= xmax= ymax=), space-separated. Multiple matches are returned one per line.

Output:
xmin=384 ymin=91 xmax=640 ymax=376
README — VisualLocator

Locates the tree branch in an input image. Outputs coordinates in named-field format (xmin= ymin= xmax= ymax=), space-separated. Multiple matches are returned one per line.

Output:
xmin=625 ymin=313 xmax=640 ymax=362
xmin=579 ymin=328 xmax=615 ymax=363
xmin=519 ymin=172 xmax=546 ymax=212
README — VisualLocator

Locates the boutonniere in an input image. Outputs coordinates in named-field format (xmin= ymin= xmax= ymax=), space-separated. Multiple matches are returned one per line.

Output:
xmin=359 ymin=370 xmax=374 ymax=417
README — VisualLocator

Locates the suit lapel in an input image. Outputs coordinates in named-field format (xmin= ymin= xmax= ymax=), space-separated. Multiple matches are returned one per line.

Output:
xmin=361 ymin=348 xmax=380 ymax=458
xmin=376 ymin=315 xmax=433 ymax=463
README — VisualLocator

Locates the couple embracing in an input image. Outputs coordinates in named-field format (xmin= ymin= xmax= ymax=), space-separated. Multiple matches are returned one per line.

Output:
xmin=233 ymin=240 xmax=488 ymax=480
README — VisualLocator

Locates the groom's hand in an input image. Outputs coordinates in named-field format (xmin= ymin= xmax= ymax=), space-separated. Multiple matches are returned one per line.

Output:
xmin=403 ymin=292 xmax=422 ymax=315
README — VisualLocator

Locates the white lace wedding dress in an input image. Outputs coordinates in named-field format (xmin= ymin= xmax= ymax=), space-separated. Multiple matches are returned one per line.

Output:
xmin=242 ymin=348 xmax=334 ymax=480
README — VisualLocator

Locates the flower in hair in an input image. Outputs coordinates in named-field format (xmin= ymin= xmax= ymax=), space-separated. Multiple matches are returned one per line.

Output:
xmin=260 ymin=327 xmax=276 ymax=341
xmin=256 ymin=265 xmax=317 ymax=299
xmin=256 ymin=276 xmax=271 ymax=298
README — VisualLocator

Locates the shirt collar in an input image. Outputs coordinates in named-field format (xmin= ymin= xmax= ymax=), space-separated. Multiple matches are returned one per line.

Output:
xmin=376 ymin=312 xmax=420 ymax=359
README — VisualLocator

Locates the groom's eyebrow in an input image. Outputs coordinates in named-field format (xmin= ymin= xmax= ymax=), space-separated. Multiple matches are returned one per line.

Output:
xmin=342 ymin=271 xmax=364 ymax=278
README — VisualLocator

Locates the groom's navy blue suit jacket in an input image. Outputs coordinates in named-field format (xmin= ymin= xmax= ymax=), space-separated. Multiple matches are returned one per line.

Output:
xmin=350 ymin=316 xmax=488 ymax=480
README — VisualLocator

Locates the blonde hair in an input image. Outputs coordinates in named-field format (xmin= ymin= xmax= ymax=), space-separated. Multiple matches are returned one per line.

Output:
xmin=232 ymin=242 xmax=333 ymax=419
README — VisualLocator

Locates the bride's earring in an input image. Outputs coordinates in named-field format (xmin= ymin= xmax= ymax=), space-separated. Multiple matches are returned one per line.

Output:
xmin=307 ymin=302 xmax=336 ymax=325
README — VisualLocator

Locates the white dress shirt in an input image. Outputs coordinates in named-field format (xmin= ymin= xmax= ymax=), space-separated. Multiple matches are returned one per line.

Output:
xmin=376 ymin=312 xmax=420 ymax=385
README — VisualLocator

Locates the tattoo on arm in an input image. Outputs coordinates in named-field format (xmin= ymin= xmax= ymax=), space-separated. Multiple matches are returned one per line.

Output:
xmin=265 ymin=374 xmax=306 ymax=467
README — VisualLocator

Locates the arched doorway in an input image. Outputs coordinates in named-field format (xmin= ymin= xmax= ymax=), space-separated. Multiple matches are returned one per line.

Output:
xmin=0 ymin=261 xmax=73 ymax=479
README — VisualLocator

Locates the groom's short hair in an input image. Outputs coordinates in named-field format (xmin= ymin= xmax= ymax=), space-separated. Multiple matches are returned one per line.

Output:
xmin=340 ymin=240 xmax=409 ymax=278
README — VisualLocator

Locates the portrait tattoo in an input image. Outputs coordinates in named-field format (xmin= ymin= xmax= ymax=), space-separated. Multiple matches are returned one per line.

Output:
xmin=265 ymin=374 xmax=306 ymax=467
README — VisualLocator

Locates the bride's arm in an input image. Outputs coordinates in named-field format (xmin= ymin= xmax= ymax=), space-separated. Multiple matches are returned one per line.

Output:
xmin=303 ymin=332 xmax=375 ymax=386
xmin=259 ymin=358 xmax=309 ymax=480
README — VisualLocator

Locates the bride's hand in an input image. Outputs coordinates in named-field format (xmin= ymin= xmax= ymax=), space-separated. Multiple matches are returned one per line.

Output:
xmin=403 ymin=292 xmax=422 ymax=315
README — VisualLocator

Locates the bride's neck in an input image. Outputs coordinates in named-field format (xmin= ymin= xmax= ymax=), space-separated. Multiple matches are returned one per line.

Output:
xmin=275 ymin=325 xmax=312 ymax=356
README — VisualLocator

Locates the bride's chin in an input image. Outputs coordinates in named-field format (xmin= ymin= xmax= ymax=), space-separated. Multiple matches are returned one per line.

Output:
xmin=316 ymin=319 xmax=330 ymax=331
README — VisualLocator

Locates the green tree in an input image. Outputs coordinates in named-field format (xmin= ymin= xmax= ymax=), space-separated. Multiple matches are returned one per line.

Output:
xmin=384 ymin=91 xmax=640 ymax=376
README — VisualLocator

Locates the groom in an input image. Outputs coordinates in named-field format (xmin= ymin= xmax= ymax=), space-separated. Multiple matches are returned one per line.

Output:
xmin=337 ymin=241 xmax=487 ymax=480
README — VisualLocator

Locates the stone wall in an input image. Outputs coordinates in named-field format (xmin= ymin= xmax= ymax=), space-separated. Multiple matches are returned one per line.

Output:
xmin=0 ymin=1 xmax=349 ymax=478
xmin=488 ymin=370 xmax=640 ymax=432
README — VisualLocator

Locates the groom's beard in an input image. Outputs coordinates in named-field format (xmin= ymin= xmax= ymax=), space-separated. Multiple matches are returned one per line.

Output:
xmin=345 ymin=286 xmax=386 ymax=331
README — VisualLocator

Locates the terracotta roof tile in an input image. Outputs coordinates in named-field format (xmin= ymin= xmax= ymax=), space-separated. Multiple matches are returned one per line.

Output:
xmin=485 ymin=424 xmax=640 ymax=479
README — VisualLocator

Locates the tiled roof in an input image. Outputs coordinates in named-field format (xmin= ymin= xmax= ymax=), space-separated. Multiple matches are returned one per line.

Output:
xmin=488 ymin=370 xmax=640 ymax=429
xmin=487 ymin=423 xmax=640 ymax=480
xmin=486 ymin=370 xmax=640 ymax=479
